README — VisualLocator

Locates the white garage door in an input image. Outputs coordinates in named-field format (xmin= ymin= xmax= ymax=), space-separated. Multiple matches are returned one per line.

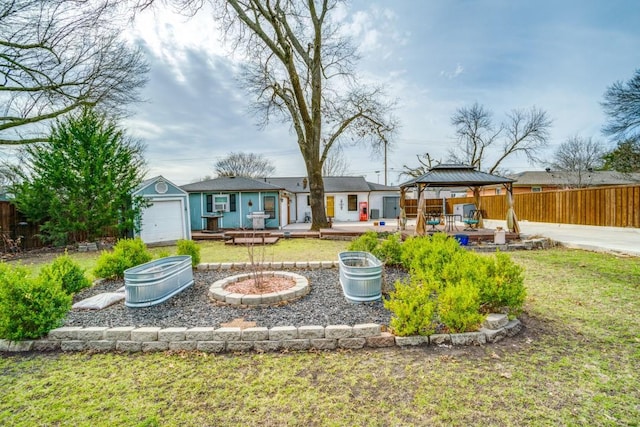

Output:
xmin=139 ymin=200 xmax=185 ymax=244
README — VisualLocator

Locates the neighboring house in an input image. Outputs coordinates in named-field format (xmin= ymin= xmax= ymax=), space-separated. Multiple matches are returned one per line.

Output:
xmin=264 ymin=176 xmax=400 ymax=222
xmin=181 ymin=176 xmax=284 ymax=230
xmin=477 ymin=170 xmax=640 ymax=195
xmin=133 ymin=176 xmax=191 ymax=244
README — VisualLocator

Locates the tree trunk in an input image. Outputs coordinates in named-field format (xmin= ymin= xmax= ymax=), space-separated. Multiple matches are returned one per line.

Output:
xmin=306 ymin=158 xmax=328 ymax=231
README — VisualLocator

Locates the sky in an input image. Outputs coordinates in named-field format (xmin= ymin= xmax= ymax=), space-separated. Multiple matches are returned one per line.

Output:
xmin=123 ymin=0 xmax=640 ymax=186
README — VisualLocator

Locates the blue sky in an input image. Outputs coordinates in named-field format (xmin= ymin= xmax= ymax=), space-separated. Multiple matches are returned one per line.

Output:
xmin=125 ymin=0 xmax=640 ymax=185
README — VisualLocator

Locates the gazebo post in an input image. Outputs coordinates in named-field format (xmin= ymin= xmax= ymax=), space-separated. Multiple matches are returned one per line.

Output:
xmin=472 ymin=186 xmax=484 ymax=229
xmin=505 ymin=183 xmax=520 ymax=233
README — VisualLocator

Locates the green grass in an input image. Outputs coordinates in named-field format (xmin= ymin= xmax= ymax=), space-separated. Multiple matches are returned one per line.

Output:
xmin=1 ymin=247 xmax=639 ymax=425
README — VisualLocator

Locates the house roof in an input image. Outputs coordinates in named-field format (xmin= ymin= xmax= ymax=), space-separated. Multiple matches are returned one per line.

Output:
xmin=508 ymin=170 xmax=640 ymax=186
xmin=400 ymin=164 xmax=514 ymax=188
xmin=264 ymin=176 xmax=398 ymax=193
xmin=181 ymin=176 xmax=283 ymax=192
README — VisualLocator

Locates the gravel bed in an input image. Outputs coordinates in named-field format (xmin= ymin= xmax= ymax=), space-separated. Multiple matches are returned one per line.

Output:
xmin=65 ymin=267 xmax=409 ymax=329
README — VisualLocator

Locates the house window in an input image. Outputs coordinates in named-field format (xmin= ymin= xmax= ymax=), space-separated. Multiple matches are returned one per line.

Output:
xmin=531 ymin=186 xmax=542 ymax=193
xmin=264 ymin=196 xmax=276 ymax=219
xmin=306 ymin=195 xmax=310 ymax=206
xmin=348 ymin=194 xmax=357 ymax=211
xmin=229 ymin=194 xmax=236 ymax=212
xmin=206 ymin=194 xmax=229 ymax=212
xmin=495 ymin=188 xmax=502 ymax=195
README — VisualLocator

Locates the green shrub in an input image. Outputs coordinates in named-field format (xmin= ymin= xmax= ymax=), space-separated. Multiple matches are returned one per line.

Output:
xmin=39 ymin=252 xmax=91 ymax=294
xmin=372 ymin=233 xmax=403 ymax=266
xmin=0 ymin=263 xmax=72 ymax=340
xmin=401 ymin=233 xmax=465 ymax=283
xmin=94 ymin=238 xmax=152 ymax=279
xmin=384 ymin=278 xmax=437 ymax=336
xmin=176 ymin=239 xmax=201 ymax=268
xmin=437 ymin=278 xmax=485 ymax=333
xmin=479 ymin=251 xmax=526 ymax=316
xmin=348 ymin=231 xmax=380 ymax=253
xmin=156 ymin=249 xmax=171 ymax=259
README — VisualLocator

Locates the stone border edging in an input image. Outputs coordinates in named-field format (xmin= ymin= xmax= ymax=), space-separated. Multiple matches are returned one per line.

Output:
xmin=209 ymin=271 xmax=309 ymax=306
xmin=0 ymin=316 xmax=523 ymax=353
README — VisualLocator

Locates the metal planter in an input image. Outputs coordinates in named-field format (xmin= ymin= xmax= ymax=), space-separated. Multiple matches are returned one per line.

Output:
xmin=338 ymin=251 xmax=383 ymax=303
xmin=124 ymin=255 xmax=194 ymax=308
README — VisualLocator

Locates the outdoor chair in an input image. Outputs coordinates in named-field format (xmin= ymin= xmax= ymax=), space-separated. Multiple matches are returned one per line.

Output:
xmin=463 ymin=210 xmax=480 ymax=231
xmin=426 ymin=211 xmax=442 ymax=231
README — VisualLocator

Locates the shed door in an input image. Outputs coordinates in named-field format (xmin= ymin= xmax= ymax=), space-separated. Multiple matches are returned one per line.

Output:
xmin=383 ymin=196 xmax=400 ymax=219
xmin=140 ymin=200 xmax=185 ymax=244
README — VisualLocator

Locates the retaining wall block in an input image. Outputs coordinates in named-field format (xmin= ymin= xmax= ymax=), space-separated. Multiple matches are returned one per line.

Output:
xmin=282 ymin=261 xmax=295 ymax=269
xmin=61 ymin=340 xmax=87 ymax=352
xmin=131 ymin=327 xmax=161 ymax=342
xmin=480 ymin=327 xmax=507 ymax=343
xmin=159 ymin=327 xmax=188 ymax=342
xmin=281 ymin=339 xmax=311 ymax=351
xmin=105 ymin=327 xmax=135 ymax=341
xmin=196 ymin=341 xmax=225 ymax=353
xmin=295 ymin=261 xmax=309 ymax=269
xmin=504 ymin=319 xmax=523 ymax=337
xmin=395 ymin=335 xmax=428 ymax=347
xmin=325 ymin=325 xmax=353 ymax=339
xmin=226 ymin=341 xmax=254 ymax=352
xmin=196 ymin=263 xmax=209 ymax=271
xmin=242 ymin=327 xmax=270 ymax=341
xmin=213 ymin=327 xmax=242 ymax=342
xmin=142 ymin=341 xmax=169 ymax=352
xmin=77 ymin=327 xmax=108 ymax=341
xmin=429 ymin=334 xmax=452 ymax=346
xmin=260 ymin=292 xmax=281 ymax=304
xmin=483 ymin=313 xmax=509 ymax=330
xmin=185 ymin=327 xmax=214 ymax=341
xmin=225 ymin=293 xmax=244 ymax=305
xmin=338 ymin=337 xmax=366 ymax=349
xmin=220 ymin=262 xmax=233 ymax=270
xmin=32 ymin=340 xmax=61 ymax=352
xmin=253 ymin=340 xmax=282 ymax=352
xmin=242 ymin=294 xmax=263 ymax=306
xmin=0 ymin=339 xmax=10 ymax=351
xmin=48 ymin=326 xmax=83 ymax=340
xmin=353 ymin=323 xmax=381 ymax=338
xmin=320 ymin=261 xmax=335 ymax=268
xmin=298 ymin=325 xmax=325 ymax=339
xmin=88 ymin=340 xmax=116 ymax=352
xmin=8 ymin=340 xmax=34 ymax=352
xmin=366 ymin=332 xmax=396 ymax=348
xmin=270 ymin=261 xmax=283 ymax=269
xmin=311 ymin=338 xmax=337 ymax=350
xmin=116 ymin=341 xmax=142 ymax=352
xmin=308 ymin=261 xmax=321 ymax=269
xmin=269 ymin=326 xmax=298 ymax=341
xmin=451 ymin=332 xmax=486 ymax=346
xmin=169 ymin=341 xmax=198 ymax=352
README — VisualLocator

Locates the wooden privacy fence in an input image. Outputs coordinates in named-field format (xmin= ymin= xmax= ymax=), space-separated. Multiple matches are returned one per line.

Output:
xmin=404 ymin=184 xmax=640 ymax=228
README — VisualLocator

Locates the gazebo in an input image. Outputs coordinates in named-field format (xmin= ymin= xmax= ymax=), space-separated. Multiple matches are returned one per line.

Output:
xmin=399 ymin=164 xmax=518 ymax=235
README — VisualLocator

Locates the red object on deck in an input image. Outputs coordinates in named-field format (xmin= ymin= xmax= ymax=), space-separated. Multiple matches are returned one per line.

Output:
xmin=359 ymin=202 xmax=368 ymax=221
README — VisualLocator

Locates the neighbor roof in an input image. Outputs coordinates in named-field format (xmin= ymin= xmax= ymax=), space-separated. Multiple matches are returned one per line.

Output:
xmin=181 ymin=176 xmax=283 ymax=192
xmin=264 ymin=176 xmax=397 ymax=193
xmin=400 ymin=164 xmax=514 ymax=188
xmin=508 ymin=170 xmax=640 ymax=186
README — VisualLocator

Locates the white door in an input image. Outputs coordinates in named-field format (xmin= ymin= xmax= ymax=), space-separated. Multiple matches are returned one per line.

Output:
xmin=139 ymin=200 xmax=185 ymax=244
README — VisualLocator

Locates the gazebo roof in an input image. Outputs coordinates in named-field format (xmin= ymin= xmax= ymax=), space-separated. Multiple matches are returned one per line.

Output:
xmin=400 ymin=164 xmax=515 ymax=188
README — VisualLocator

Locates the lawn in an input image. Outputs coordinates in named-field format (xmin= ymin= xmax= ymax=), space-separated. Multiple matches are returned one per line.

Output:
xmin=1 ymin=246 xmax=639 ymax=425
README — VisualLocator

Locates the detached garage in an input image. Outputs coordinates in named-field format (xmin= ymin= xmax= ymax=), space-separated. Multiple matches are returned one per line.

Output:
xmin=133 ymin=176 xmax=191 ymax=244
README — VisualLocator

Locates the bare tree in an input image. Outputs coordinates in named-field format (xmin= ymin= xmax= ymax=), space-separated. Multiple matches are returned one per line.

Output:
xmin=214 ymin=152 xmax=275 ymax=178
xmin=322 ymin=144 xmax=349 ymax=176
xmin=0 ymin=0 xmax=148 ymax=145
xmin=602 ymin=69 xmax=640 ymax=142
xmin=550 ymin=135 xmax=606 ymax=187
xmin=449 ymin=103 xmax=551 ymax=173
xmin=401 ymin=152 xmax=435 ymax=179
xmin=142 ymin=0 xmax=397 ymax=230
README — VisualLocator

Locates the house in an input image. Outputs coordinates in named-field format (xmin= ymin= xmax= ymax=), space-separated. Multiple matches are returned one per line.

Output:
xmin=476 ymin=170 xmax=640 ymax=195
xmin=181 ymin=176 xmax=284 ymax=230
xmin=133 ymin=176 xmax=191 ymax=244
xmin=264 ymin=176 xmax=400 ymax=222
